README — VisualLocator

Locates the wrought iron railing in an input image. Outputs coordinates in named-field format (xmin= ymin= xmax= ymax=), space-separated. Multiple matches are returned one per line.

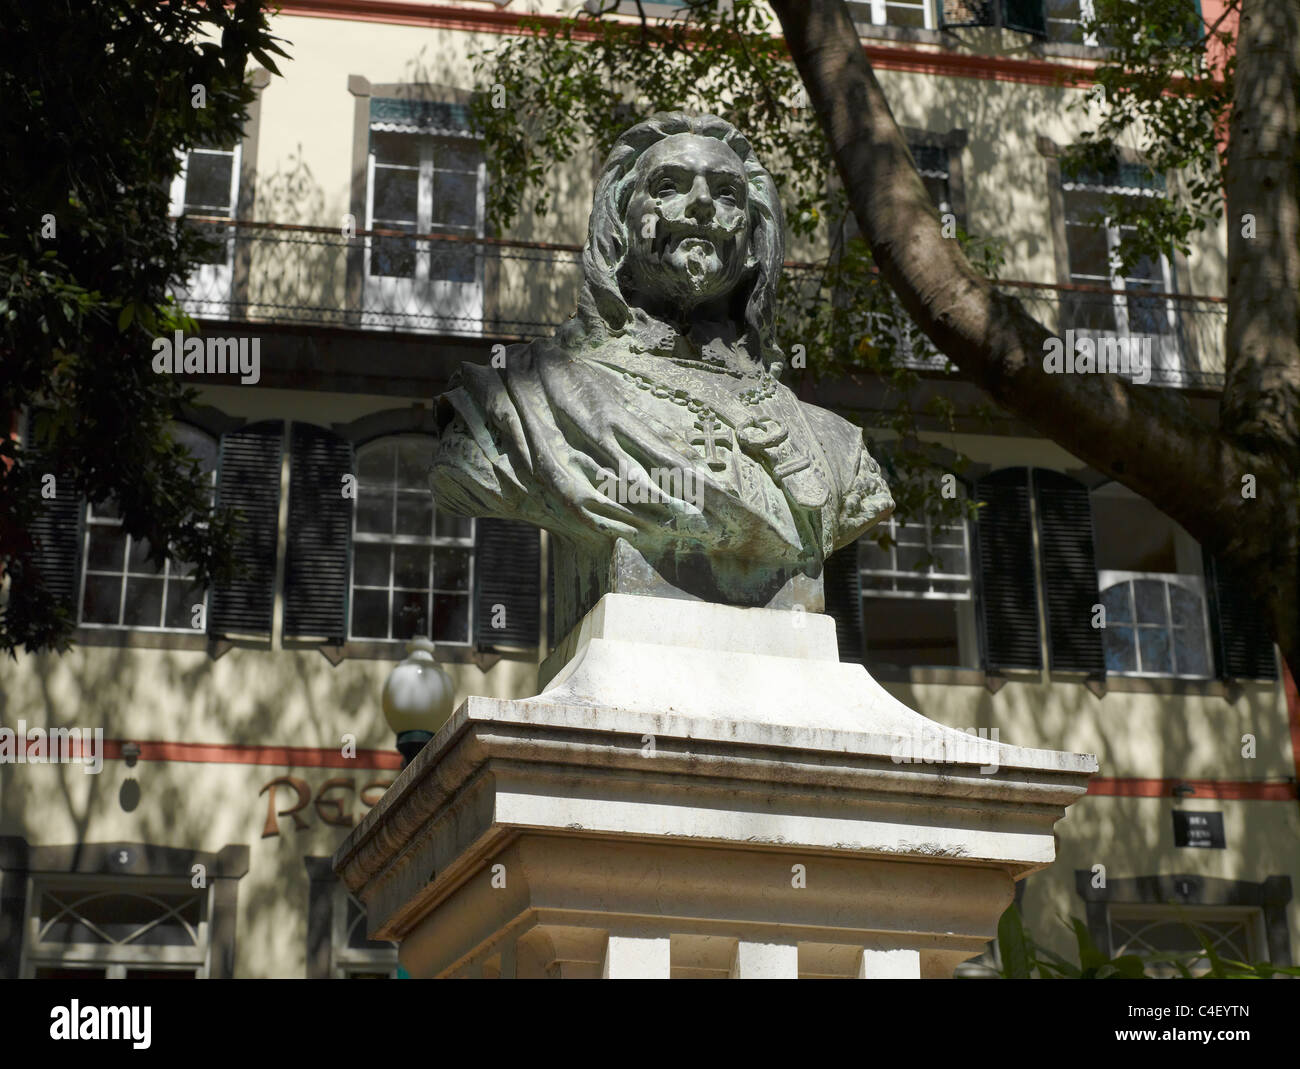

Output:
xmin=175 ymin=218 xmax=1227 ymax=389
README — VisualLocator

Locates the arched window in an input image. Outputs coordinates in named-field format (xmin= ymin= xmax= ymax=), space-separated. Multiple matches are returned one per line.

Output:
xmin=350 ymin=435 xmax=473 ymax=643
xmin=78 ymin=424 xmax=217 ymax=632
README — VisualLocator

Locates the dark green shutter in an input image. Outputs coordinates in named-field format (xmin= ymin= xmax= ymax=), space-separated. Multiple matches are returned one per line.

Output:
xmin=209 ymin=421 xmax=283 ymax=638
xmin=974 ymin=467 xmax=1041 ymax=671
xmin=1205 ymin=555 xmax=1277 ymax=680
xmin=1003 ymin=0 xmax=1047 ymax=36
xmin=473 ymin=518 xmax=540 ymax=650
xmin=940 ymin=1 xmax=996 ymax=29
xmin=545 ymin=536 xmax=556 ymax=649
xmin=823 ymin=539 xmax=864 ymax=664
xmin=1034 ymin=470 xmax=1105 ymax=675
xmin=27 ymin=480 xmax=84 ymax=614
xmin=284 ymin=423 xmax=354 ymax=642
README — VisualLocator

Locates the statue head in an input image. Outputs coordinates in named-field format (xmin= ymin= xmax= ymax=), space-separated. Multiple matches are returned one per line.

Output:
xmin=575 ymin=112 xmax=786 ymax=367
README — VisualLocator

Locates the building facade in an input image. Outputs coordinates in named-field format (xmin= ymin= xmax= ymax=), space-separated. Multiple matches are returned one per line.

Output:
xmin=3 ymin=0 xmax=1296 ymax=978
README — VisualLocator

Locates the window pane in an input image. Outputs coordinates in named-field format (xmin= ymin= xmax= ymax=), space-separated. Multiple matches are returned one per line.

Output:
xmin=435 ymin=510 xmax=471 ymax=540
xmin=356 ymin=487 xmax=393 ymax=535
xmin=373 ymin=167 xmax=419 ymax=224
xmin=351 ymin=589 xmax=389 ymax=639
xmin=432 ymin=593 xmax=469 ymax=642
xmin=1133 ymin=579 xmax=1167 ymax=625
xmin=434 ymin=548 xmax=471 ymax=591
xmin=1137 ymin=626 xmax=1174 ymax=674
xmin=395 ymin=439 xmax=431 ymax=489
xmin=1066 ymin=225 xmax=1110 ymax=278
xmin=82 ymin=574 xmax=123 ymax=625
xmin=432 ymin=170 xmax=478 ymax=228
xmin=370 ymin=228 xmax=417 ymax=279
xmin=1104 ymin=624 xmax=1137 ymax=673
xmin=372 ymin=131 xmax=421 ymax=168
xmin=353 ymin=543 xmax=390 ymax=587
xmin=1170 ymin=585 xmax=1209 ymax=675
xmin=164 ymin=580 xmax=205 ymax=631
xmin=127 ymin=537 xmax=165 ymax=575
xmin=184 ymin=151 xmax=234 ymax=214
xmin=358 ymin=442 xmax=395 ymax=487
xmin=123 ymin=577 xmax=165 ymax=627
xmin=86 ymin=526 xmax=127 ymax=571
xmin=1101 ymin=582 xmax=1133 ymax=623
xmin=435 ymin=140 xmax=482 ymax=174
xmin=393 ymin=544 xmax=431 ymax=589
xmin=392 ymin=590 xmax=428 ymax=639
xmin=394 ymin=492 xmax=433 ymax=537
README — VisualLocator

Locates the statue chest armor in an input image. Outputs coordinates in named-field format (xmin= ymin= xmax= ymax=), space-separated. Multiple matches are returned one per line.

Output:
xmin=597 ymin=353 xmax=833 ymax=514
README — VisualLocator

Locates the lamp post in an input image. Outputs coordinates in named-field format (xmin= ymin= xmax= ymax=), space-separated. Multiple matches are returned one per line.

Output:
xmin=382 ymin=637 xmax=456 ymax=768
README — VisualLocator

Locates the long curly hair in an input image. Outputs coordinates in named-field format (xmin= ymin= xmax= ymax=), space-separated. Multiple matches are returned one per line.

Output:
xmin=565 ymin=111 xmax=786 ymax=370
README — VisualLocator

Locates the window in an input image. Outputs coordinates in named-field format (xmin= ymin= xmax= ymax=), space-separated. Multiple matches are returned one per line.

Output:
xmin=364 ymin=125 xmax=486 ymax=335
xmin=1060 ymin=163 xmax=1186 ymax=382
xmin=859 ymin=511 xmax=980 ymax=668
xmin=1091 ymin=482 xmax=1211 ymax=678
xmin=852 ymin=0 xmax=936 ymax=28
xmin=350 ymin=436 xmax=474 ymax=643
xmin=1046 ymin=0 xmax=1100 ymax=45
xmin=332 ymin=887 xmax=398 ymax=979
xmin=1109 ymin=906 xmax=1266 ymax=977
xmin=24 ymin=879 xmax=209 ymax=979
xmin=170 ymin=141 xmax=241 ymax=315
xmin=78 ymin=424 xmax=217 ymax=632
xmin=911 ymin=143 xmax=952 ymax=216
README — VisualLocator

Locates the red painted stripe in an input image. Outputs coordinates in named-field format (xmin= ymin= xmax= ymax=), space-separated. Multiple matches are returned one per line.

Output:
xmin=1087 ymin=777 xmax=1297 ymax=801
xmin=89 ymin=738 xmax=403 ymax=770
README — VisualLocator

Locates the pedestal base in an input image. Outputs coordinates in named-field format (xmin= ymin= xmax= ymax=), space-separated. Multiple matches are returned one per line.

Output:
xmin=335 ymin=594 xmax=1097 ymax=978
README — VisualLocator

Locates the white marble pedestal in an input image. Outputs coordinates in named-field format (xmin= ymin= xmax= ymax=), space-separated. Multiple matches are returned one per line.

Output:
xmin=334 ymin=594 xmax=1097 ymax=978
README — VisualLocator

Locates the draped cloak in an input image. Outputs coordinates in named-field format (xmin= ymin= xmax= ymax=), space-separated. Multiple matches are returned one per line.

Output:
xmin=430 ymin=332 xmax=894 ymax=594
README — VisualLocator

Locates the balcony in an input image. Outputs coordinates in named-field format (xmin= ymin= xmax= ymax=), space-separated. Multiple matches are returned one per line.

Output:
xmin=174 ymin=218 xmax=1227 ymax=389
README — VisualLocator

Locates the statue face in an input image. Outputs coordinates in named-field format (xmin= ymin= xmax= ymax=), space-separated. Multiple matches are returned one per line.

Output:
xmin=620 ymin=133 xmax=755 ymax=312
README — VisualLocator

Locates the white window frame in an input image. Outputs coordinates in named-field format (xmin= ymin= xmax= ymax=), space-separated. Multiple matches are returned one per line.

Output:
xmin=21 ymin=875 xmax=210 ymax=979
xmin=169 ymin=142 xmax=241 ymax=316
xmin=349 ymin=436 xmax=475 ymax=645
xmin=860 ymin=511 xmax=973 ymax=600
xmin=77 ymin=427 xmax=216 ymax=634
xmin=362 ymin=133 xmax=486 ymax=337
xmin=852 ymin=0 xmax=937 ymax=29
xmin=1096 ymin=569 xmax=1214 ymax=679
xmin=1061 ymin=174 xmax=1186 ymax=384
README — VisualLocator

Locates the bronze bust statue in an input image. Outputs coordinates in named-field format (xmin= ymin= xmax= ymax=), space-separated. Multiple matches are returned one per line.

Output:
xmin=431 ymin=111 xmax=893 ymax=636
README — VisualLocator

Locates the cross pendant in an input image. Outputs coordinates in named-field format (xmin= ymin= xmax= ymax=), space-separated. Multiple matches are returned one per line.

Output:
xmin=690 ymin=416 xmax=733 ymax=473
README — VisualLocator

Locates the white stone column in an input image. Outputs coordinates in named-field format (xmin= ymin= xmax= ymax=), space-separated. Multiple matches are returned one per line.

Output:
xmin=730 ymin=941 xmax=798 ymax=979
xmin=857 ymin=948 xmax=920 ymax=979
xmin=601 ymin=933 xmax=671 ymax=978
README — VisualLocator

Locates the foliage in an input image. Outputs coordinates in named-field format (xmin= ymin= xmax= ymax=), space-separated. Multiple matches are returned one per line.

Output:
xmin=994 ymin=903 xmax=1300 ymax=978
xmin=0 ymin=0 xmax=287 ymax=655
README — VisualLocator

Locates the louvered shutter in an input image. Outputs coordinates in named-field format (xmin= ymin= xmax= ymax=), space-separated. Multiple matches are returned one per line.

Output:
xmin=545 ymin=536 xmax=556 ymax=649
xmin=1034 ymin=470 xmax=1105 ymax=675
xmin=940 ymin=0 xmax=996 ymax=28
xmin=823 ymin=539 xmax=864 ymax=664
xmin=974 ymin=468 xmax=1041 ymax=671
xmin=1003 ymin=0 xmax=1047 ymax=36
xmin=1205 ymin=555 xmax=1278 ymax=680
xmin=284 ymin=424 xmax=354 ymax=642
xmin=473 ymin=518 xmax=540 ymax=650
xmin=209 ymin=421 xmax=283 ymax=637
xmin=27 ymin=479 xmax=83 ymax=613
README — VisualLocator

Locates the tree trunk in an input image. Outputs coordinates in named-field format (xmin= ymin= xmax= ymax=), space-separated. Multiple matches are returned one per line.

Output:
xmin=768 ymin=0 xmax=1300 ymax=682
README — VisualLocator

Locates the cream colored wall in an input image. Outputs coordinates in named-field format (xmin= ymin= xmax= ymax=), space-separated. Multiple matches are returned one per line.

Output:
xmin=1025 ymin=797 xmax=1300 ymax=967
